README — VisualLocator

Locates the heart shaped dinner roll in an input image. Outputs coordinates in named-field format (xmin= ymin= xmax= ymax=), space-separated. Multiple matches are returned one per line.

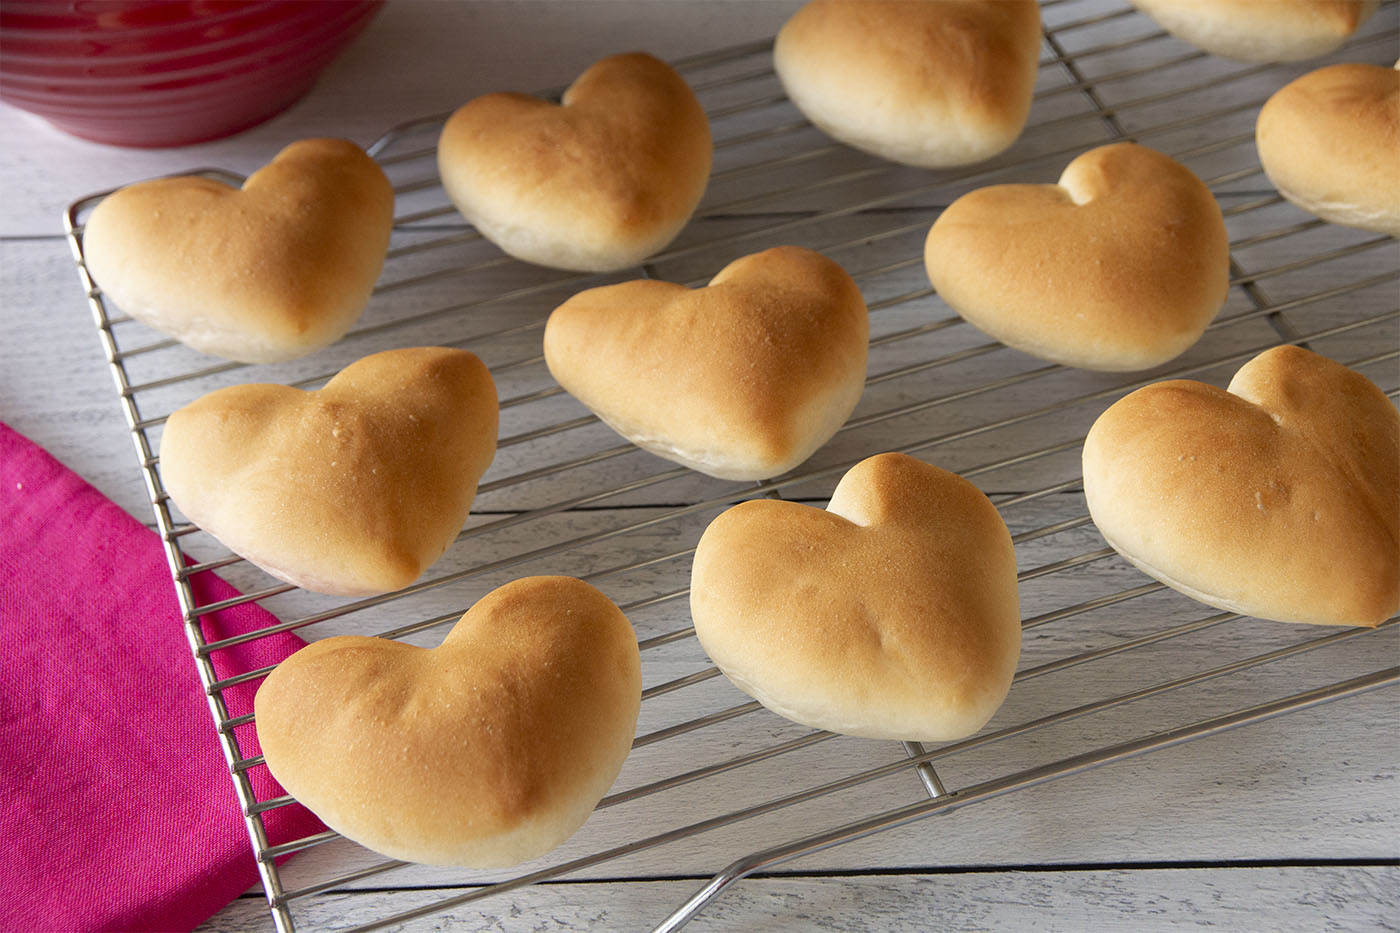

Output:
xmin=543 ymin=246 xmax=868 ymax=480
xmin=1083 ymin=346 xmax=1399 ymax=627
xmin=437 ymin=52 xmax=711 ymax=272
xmin=255 ymin=576 xmax=641 ymax=867
xmin=1131 ymin=0 xmax=1377 ymax=63
xmin=691 ymin=453 xmax=1021 ymax=741
xmin=160 ymin=347 xmax=498 ymax=596
xmin=774 ymin=0 xmax=1042 ymax=168
xmin=925 ymin=142 xmax=1229 ymax=372
xmin=83 ymin=138 xmax=394 ymax=363
xmin=1257 ymin=62 xmax=1400 ymax=236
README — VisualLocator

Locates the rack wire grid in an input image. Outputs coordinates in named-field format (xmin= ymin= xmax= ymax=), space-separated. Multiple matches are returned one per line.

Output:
xmin=64 ymin=1 xmax=1399 ymax=930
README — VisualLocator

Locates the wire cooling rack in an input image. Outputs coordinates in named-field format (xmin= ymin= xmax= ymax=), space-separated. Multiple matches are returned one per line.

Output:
xmin=65 ymin=1 xmax=1398 ymax=930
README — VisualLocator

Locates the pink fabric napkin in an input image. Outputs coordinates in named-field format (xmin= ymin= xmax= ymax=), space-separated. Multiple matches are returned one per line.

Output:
xmin=0 ymin=421 xmax=323 ymax=932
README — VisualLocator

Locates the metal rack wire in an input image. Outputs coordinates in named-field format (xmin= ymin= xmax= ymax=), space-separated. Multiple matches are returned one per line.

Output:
xmin=65 ymin=1 xmax=1398 ymax=930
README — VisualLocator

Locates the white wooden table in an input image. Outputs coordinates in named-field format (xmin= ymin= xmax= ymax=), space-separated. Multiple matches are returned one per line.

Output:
xmin=3 ymin=2 xmax=1397 ymax=931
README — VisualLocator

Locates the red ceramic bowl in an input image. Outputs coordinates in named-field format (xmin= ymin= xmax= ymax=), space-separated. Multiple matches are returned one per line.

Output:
xmin=0 ymin=0 xmax=382 ymax=147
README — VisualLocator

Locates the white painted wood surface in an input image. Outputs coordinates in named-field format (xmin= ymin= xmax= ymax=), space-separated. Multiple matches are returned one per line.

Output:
xmin=2 ymin=2 xmax=1397 ymax=931
xmin=200 ymin=866 xmax=1400 ymax=933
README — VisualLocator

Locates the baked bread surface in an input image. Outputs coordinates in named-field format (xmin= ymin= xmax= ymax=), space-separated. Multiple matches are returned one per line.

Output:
xmin=83 ymin=138 xmax=394 ymax=363
xmin=1256 ymin=62 xmax=1400 ymax=235
xmin=691 ymin=452 xmax=1021 ymax=740
xmin=1082 ymin=345 xmax=1399 ymax=626
xmin=1131 ymin=0 xmax=1378 ymax=62
xmin=160 ymin=347 xmax=499 ymax=596
xmin=924 ymin=142 xmax=1229 ymax=372
xmin=255 ymin=576 xmax=642 ymax=867
xmin=543 ymin=245 xmax=869 ymax=480
xmin=437 ymin=52 xmax=711 ymax=272
xmin=773 ymin=0 xmax=1042 ymax=168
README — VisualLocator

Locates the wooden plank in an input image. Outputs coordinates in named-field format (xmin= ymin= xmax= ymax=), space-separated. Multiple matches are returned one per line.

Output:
xmin=199 ymin=866 xmax=1400 ymax=932
xmin=4 ymin=2 xmax=1397 ymax=931
xmin=247 ymin=677 xmax=1400 ymax=891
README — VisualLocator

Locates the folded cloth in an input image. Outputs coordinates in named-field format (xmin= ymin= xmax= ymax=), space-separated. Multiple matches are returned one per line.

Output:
xmin=0 ymin=421 xmax=323 ymax=932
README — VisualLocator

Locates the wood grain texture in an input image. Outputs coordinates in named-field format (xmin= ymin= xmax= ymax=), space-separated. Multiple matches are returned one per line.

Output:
xmin=3 ymin=1 xmax=1397 ymax=931
xmin=198 ymin=866 xmax=1400 ymax=932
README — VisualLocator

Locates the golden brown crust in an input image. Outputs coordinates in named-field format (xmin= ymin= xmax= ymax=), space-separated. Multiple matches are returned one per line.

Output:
xmin=254 ymin=576 xmax=641 ymax=867
xmin=542 ymin=246 xmax=869 ymax=480
xmin=1082 ymin=345 xmax=1400 ymax=626
xmin=1131 ymin=0 xmax=1378 ymax=62
xmin=159 ymin=347 xmax=498 ymax=596
xmin=82 ymin=138 xmax=394 ymax=363
xmin=1257 ymin=63 xmax=1400 ymax=235
xmin=691 ymin=452 xmax=1021 ymax=740
xmin=774 ymin=0 xmax=1042 ymax=168
xmin=924 ymin=142 xmax=1229 ymax=372
xmin=437 ymin=52 xmax=712 ymax=272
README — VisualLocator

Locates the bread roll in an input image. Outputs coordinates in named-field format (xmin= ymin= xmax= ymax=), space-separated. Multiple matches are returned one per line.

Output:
xmin=1131 ymin=0 xmax=1377 ymax=62
xmin=83 ymin=138 xmax=394 ymax=364
xmin=160 ymin=347 xmax=498 ymax=596
xmin=773 ymin=0 xmax=1042 ymax=168
xmin=255 ymin=576 xmax=641 ymax=867
xmin=543 ymin=246 xmax=869 ymax=481
xmin=691 ymin=452 xmax=1021 ymax=741
xmin=924 ymin=142 xmax=1229 ymax=372
xmin=1083 ymin=345 xmax=1399 ymax=627
xmin=1256 ymin=62 xmax=1400 ymax=236
xmin=437 ymin=52 xmax=711 ymax=272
